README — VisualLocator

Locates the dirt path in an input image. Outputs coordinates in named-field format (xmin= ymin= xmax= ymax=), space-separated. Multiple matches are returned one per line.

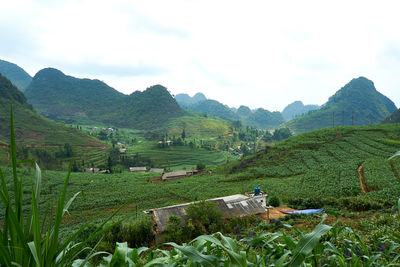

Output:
xmin=260 ymin=206 xmax=296 ymax=221
xmin=357 ymin=164 xmax=371 ymax=194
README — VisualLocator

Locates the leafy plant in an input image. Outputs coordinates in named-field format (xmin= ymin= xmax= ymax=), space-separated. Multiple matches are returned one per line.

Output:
xmin=268 ymin=196 xmax=280 ymax=207
xmin=0 ymin=102 xmax=119 ymax=266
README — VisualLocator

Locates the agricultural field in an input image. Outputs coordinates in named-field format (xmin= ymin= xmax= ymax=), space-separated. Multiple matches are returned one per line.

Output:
xmin=3 ymin=123 xmax=400 ymax=238
xmin=2 ymin=123 xmax=400 ymax=266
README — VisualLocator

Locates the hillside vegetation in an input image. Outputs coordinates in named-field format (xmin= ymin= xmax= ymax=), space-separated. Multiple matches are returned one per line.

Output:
xmin=175 ymin=93 xmax=285 ymax=129
xmin=383 ymin=108 xmax=400 ymax=123
xmin=285 ymin=77 xmax=397 ymax=134
xmin=24 ymin=68 xmax=186 ymax=129
xmin=0 ymin=59 xmax=32 ymax=91
xmin=0 ymin=74 xmax=106 ymax=167
xmin=227 ymin=123 xmax=400 ymax=203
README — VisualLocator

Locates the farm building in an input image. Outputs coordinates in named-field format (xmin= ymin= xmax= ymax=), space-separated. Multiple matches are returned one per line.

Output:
xmin=161 ymin=170 xmax=198 ymax=181
xmin=129 ymin=167 xmax=147 ymax=172
xmin=144 ymin=191 xmax=267 ymax=242
xmin=119 ymin=148 xmax=127 ymax=153
xmin=150 ymin=168 xmax=164 ymax=173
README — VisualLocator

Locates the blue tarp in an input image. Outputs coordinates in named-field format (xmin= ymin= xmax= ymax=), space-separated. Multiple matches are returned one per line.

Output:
xmin=281 ymin=208 xmax=324 ymax=214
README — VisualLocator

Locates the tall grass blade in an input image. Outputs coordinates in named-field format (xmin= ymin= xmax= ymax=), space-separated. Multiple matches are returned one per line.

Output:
xmin=388 ymin=151 xmax=400 ymax=161
xmin=166 ymin=242 xmax=219 ymax=266
xmin=289 ymin=222 xmax=332 ymax=267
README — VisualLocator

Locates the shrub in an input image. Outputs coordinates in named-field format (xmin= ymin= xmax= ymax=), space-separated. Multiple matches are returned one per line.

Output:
xmin=268 ymin=196 xmax=280 ymax=207
xmin=338 ymin=196 xmax=387 ymax=211
xmin=196 ymin=162 xmax=206 ymax=170
xmin=186 ymin=200 xmax=223 ymax=235
xmin=105 ymin=217 xmax=154 ymax=248
xmin=122 ymin=217 xmax=154 ymax=247
xmin=166 ymin=215 xmax=188 ymax=243
xmin=288 ymin=197 xmax=323 ymax=209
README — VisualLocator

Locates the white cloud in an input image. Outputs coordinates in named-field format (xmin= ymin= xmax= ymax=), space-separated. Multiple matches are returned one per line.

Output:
xmin=1 ymin=0 xmax=399 ymax=111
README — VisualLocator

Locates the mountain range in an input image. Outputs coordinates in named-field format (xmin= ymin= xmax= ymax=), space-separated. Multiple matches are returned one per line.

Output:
xmin=24 ymin=68 xmax=185 ymax=129
xmin=175 ymin=93 xmax=285 ymax=129
xmin=1 ymin=59 xmax=399 ymax=135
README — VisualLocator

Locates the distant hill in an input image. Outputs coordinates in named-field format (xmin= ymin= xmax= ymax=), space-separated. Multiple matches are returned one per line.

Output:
xmin=383 ymin=108 xmax=400 ymax=123
xmin=241 ymin=108 xmax=285 ymax=129
xmin=188 ymin=99 xmax=239 ymax=121
xmin=0 ymin=73 xmax=101 ymax=146
xmin=0 ymin=59 xmax=32 ymax=91
xmin=285 ymin=77 xmax=397 ymax=134
xmin=282 ymin=101 xmax=320 ymax=121
xmin=24 ymin=68 xmax=185 ymax=129
xmin=175 ymin=92 xmax=207 ymax=106
xmin=236 ymin=105 xmax=252 ymax=117
xmin=176 ymin=93 xmax=284 ymax=129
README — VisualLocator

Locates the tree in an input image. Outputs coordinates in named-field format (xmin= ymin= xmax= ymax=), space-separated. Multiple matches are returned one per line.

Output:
xmin=181 ymin=129 xmax=186 ymax=140
xmin=273 ymin=127 xmax=292 ymax=141
xmin=196 ymin=162 xmax=206 ymax=170
xmin=262 ymin=131 xmax=273 ymax=142
xmin=186 ymin=201 xmax=223 ymax=236
xmin=232 ymin=120 xmax=242 ymax=129
xmin=107 ymin=156 xmax=113 ymax=173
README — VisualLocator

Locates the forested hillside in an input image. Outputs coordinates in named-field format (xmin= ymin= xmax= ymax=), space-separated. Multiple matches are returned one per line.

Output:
xmin=175 ymin=93 xmax=284 ymax=129
xmin=285 ymin=77 xmax=397 ymax=134
xmin=24 ymin=68 xmax=185 ymax=129
xmin=0 ymin=59 xmax=32 ymax=91
xmin=0 ymin=74 xmax=101 ymax=146
xmin=383 ymin=108 xmax=400 ymax=123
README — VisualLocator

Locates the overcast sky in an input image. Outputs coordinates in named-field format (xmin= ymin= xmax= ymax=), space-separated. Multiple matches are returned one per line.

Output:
xmin=1 ymin=0 xmax=400 ymax=111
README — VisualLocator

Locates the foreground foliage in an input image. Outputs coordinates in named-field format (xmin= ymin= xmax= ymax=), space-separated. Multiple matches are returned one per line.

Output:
xmin=93 ymin=215 xmax=400 ymax=266
xmin=0 ymin=103 xmax=117 ymax=266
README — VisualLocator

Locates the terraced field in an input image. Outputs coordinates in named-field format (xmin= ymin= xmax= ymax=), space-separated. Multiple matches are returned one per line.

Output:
xmin=126 ymin=143 xmax=238 ymax=170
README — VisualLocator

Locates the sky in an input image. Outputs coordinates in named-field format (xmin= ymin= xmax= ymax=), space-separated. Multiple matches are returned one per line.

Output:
xmin=1 ymin=0 xmax=400 ymax=111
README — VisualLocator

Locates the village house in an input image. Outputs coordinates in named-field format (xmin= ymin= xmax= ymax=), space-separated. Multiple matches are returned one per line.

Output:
xmin=161 ymin=170 xmax=198 ymax=181
xmin=129 ymin=167 xmax=147 ymax=172
xmin=144 ymin=190 xmax=268 ymax=243
xmin=119 ymin=148 xmax=127 ymax=153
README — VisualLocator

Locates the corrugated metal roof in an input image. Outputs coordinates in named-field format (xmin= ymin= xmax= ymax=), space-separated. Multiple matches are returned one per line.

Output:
xmin=145 ymin=196 xmax=265 ymax=233
xmin=130 ymin=167 xmax=147 ymax=172
xmin=162 ymin=170 xmax=188 ymax=179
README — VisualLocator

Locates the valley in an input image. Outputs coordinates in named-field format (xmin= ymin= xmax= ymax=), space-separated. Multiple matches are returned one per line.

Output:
xmin=1 ymin=59 xmax=400 ymax=266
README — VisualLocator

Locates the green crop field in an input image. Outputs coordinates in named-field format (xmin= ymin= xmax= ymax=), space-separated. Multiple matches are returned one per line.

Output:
xmin=3 ymin=123 xmax=400 ymax=239
xmin=126 ymin=143 xmax=237 ymax=170
xmin=2 ymin=122 xmax=400 ymax=267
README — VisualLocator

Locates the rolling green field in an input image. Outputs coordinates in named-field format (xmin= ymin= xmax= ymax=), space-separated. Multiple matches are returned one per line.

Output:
xmin=4 ymin=123 xmax=400 ymax=239
xmin=166 ymin=112 xmax=232 ymax=139
xmin=74 ymin=113 xmax=242 ymax=170
xmin=126 ymin=143 xmax=237 ymax=170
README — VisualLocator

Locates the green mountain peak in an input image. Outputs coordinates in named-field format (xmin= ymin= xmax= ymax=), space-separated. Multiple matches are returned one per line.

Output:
xmin=0 ymin=59 xmax=32 ymax=91
xmin=285 ymin=77 xmax=397 ymax=133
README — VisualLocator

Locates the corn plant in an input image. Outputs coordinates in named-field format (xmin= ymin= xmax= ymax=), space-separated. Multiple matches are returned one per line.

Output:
xmin=0 ymin=102 xmax=119 ymax=266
